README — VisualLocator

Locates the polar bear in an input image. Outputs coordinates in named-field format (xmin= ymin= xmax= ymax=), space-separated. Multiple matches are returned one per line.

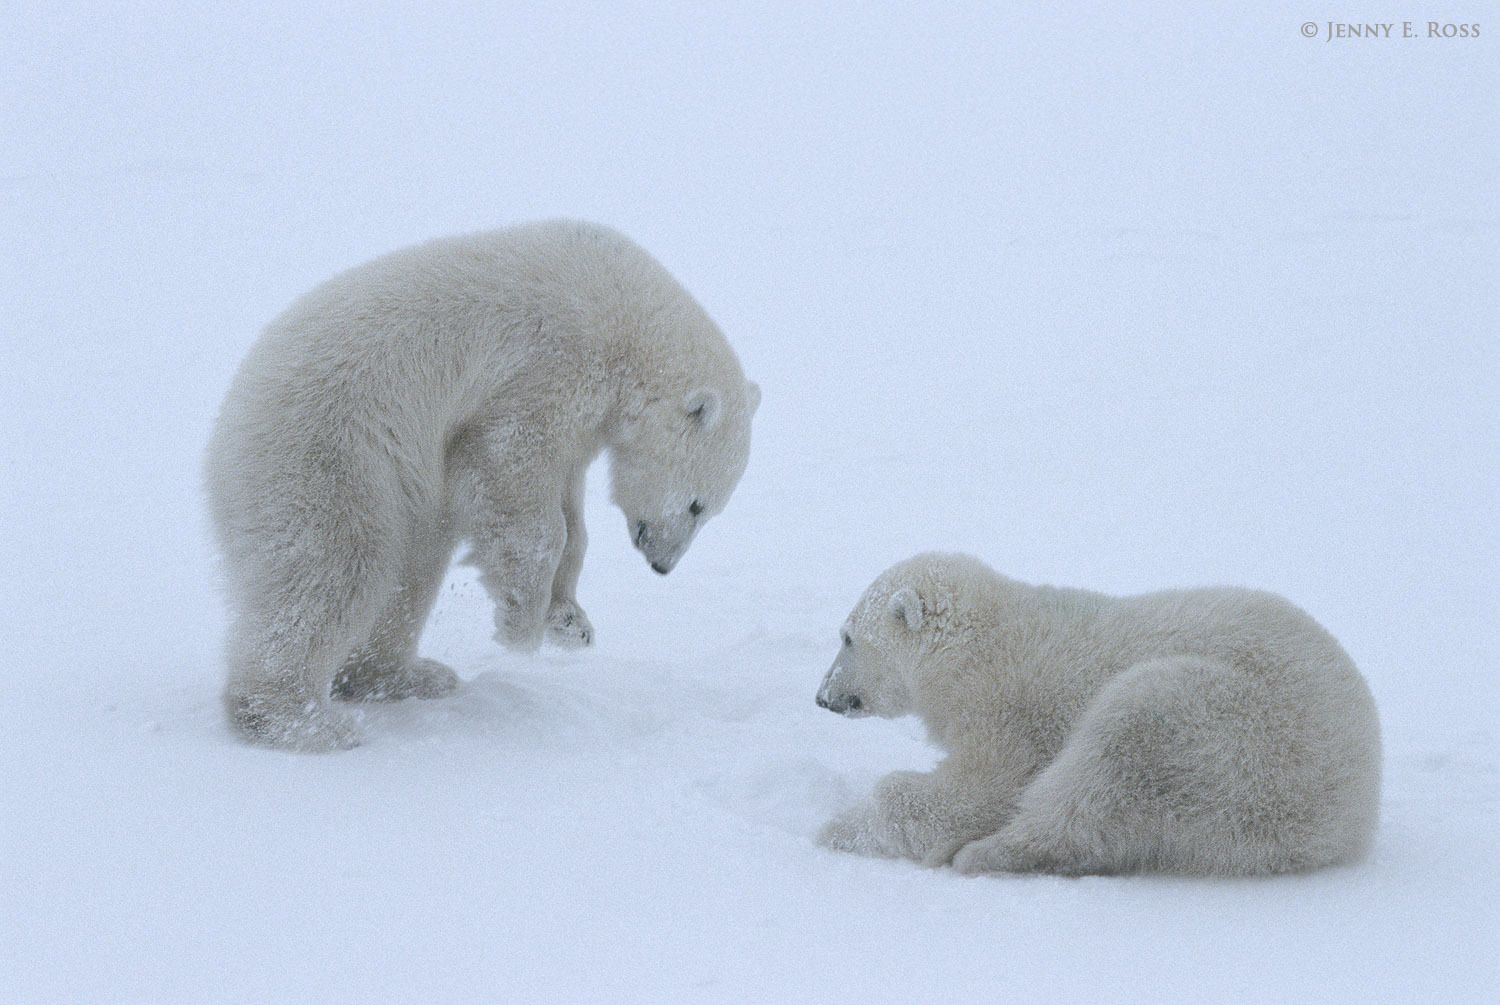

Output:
xmin=815 ymin=553 xmax=1381 ymax=876
xmin=206 ymin=221 xmax=760 ymax=751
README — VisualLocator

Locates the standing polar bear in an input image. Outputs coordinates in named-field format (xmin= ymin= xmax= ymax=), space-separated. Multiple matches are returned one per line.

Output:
xmin=816 ymin=553 xmax=1381 ymax=876
xmin=207 ymin=221 xmax=759 ymax=751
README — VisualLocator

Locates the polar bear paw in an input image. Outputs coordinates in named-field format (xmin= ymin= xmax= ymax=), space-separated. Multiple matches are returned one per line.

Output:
xmin=816 ymin=806 xmax=879 ymax=854
xmin=920 ymin=837 xmax=971 ymax=869
xmin=333 ymin=658 xmax=460 ymax=702
xmin=952 ymin=834 xmax=1018 ymax=875
xmin=228 ymin=692 xmax=362 ymax=753
xmin=952 ymin=831 xmax=1056 ymax=875
xmin=546 ymin=599 xmax=595 ymax=649
xmin=495 ymin=591 xmax=548 ymax=652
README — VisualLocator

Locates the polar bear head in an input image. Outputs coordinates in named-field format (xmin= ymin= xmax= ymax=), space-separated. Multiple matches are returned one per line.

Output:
xmin=609 ymin=376 xmax=760 ymax=575
xmin=817 ymin=553 xmax=1003 ymax=718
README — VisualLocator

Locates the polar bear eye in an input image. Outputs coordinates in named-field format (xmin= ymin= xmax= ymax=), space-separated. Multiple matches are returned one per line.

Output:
xmin=689 ymin=499 xmax=704 ymax=518
xmin=841 ymin=631 xmax=853 ymax=649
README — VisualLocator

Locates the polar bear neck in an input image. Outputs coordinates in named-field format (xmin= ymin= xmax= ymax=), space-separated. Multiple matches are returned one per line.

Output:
xmin=475 ymin=221 xmax=744 ymax=439
xmin=277 ymin=222 xmax=738 ymax=470
xmin=913 ymin=583 xmax=1119 ymax=754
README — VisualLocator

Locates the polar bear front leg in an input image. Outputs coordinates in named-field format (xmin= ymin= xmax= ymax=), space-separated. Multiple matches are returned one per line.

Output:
xmin=479 ymin=509 xmax=566 ymax=652
xmin=457 ymin=492 xmax=565 ymax=653
xmin=546 ymin=466 xmax=594 ymax=649
xmin=449 ymin=430 xmax=569 ymax=653
xmin=819 ymin=758 xmax=1018 ymax=865
xmin=816 ymin=770 xmax=952 ymax=861
xmin=817 ymin=768 xmax=995 ymax=863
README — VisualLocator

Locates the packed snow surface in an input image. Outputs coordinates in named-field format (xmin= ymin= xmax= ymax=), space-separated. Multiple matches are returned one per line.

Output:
xmin=3 ymin=4 xmax=1496 ymax=1002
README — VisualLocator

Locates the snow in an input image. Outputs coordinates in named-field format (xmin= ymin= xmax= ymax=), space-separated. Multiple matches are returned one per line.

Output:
xmin=3 ymin=3 xmax=1497 ymax=1002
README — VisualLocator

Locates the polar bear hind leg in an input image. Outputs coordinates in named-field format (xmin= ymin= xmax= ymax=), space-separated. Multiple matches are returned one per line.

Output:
xmin=333 ymin=525 xmax=459 ymax=702
xmin=954 ymin=655 xmax=1325 ymax=876
xmin=221 ymin=476 xmax=401 ymax=751
xmin=224 ymin=598 xmax=372 ymax=754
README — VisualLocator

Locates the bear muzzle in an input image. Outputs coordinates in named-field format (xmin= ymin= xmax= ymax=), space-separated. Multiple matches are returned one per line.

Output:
xmin=633 ymin=519 xmax=690 ymax=575
xmin=816 ymin=691 xmax=863 ymax=715
xmin=816 ymin=662 xmax=865 ymax=716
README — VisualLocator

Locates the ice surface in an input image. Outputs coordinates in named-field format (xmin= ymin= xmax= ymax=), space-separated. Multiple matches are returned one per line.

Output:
xmin=2 ymin=4 xmax=1496 ymax=1003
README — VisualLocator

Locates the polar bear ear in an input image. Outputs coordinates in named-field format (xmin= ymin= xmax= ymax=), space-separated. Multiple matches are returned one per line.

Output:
xmin=684 ymin=388 xmax=724 ymax=431
xmin=889 ymin=587 xmax=924 ymax=633
xmin=745 ymin=381 xmax=762 ymax=414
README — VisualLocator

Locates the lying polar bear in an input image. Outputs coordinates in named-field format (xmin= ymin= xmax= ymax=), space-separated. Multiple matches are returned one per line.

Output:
xmin=207 ymin=221 xmax=759 ymax=751
xmin=816 ymin=553 xmax=1381 ymax=875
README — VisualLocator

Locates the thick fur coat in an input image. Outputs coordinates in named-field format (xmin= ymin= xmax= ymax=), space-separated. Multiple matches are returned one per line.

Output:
xmin=207 ymin=221 xmax=759 ymax=751
xmin=816 ymin=553 xmax=1381 ymax=875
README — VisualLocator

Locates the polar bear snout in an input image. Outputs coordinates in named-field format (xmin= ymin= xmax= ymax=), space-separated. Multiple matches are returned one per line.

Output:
xmin=631 ymin=518 xmax=693 ymax=575
xmin=816 ymin=662 xmax=866 ymax=716
xmin=817 ymin=691 xmax=863 ymax=715
xmin=634 ymin=520 xmax=670 ymax=574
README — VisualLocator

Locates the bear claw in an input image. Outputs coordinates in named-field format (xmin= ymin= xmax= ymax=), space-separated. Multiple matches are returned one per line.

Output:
xmin=546 ymin=600 xmax=595 ymax=649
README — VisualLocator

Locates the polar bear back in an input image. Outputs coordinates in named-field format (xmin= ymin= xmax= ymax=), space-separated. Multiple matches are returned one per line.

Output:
xmin=1019 ymin=584 xmax=1378 ymax=769
xmin=206 ymin=221 xmax=737 ymax=550
xmin=1095 ymin=586 xmax=1361 ymax=682
xmin=211 ymin=222 xmax=717 ymax=472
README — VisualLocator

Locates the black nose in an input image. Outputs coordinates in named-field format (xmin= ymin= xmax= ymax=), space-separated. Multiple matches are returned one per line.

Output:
xmin=651 ymin=561 xmax=670 ymax=575
xmin=818 ymin=693 xmax=860 ymax=714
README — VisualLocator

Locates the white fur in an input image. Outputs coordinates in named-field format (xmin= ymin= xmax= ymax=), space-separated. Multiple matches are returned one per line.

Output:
xmin=206 ymin=220 xmax=759 ymax=751
xmin=816 ymin=553 xmax=1381 ymax=876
